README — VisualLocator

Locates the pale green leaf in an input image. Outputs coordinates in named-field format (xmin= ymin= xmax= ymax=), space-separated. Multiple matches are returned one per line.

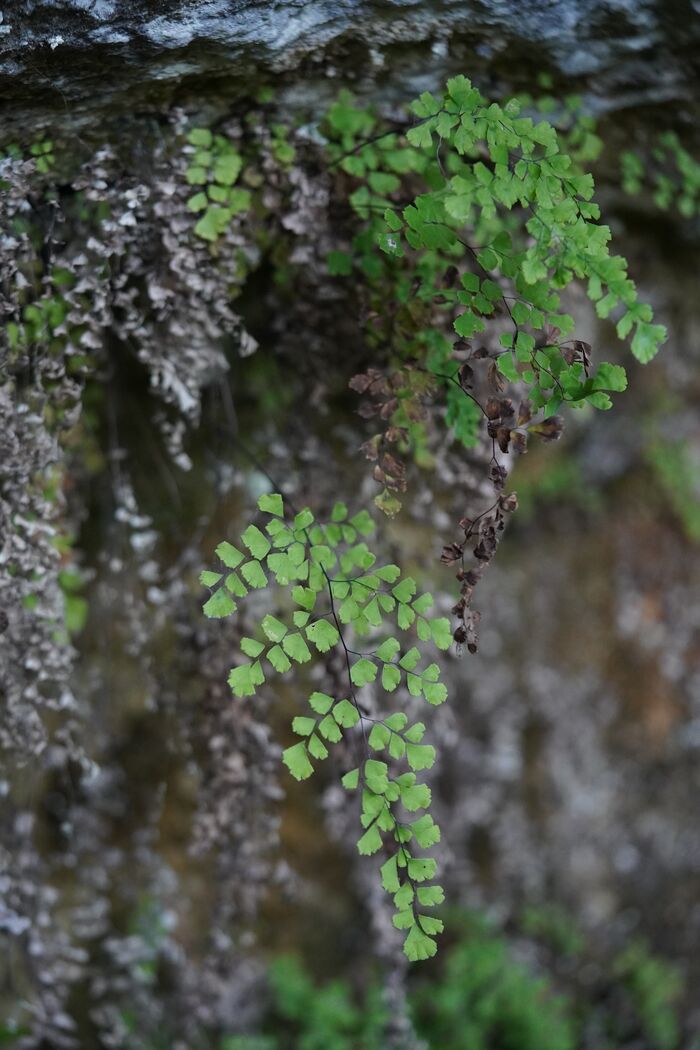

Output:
xmin=305 ymin=691 xmax=332 ymax=715
xmin=292 ymin=716 xmax=316 ymax=737
xmin=430 ymin=617 xmax=453 ymax=650
xmin=334 ymin=699 xmax=359 ymax=728
xmin=351 ymin=657 xmax=378 ymax=686
xmin=305 ymin=619 xmax=340 ymax=653
xmin=240 ymin=560 xmax=267 ymax=589
xmin=283 ymin=742 xmax=314 ymax=781
xmin=341 ymin=768 xmax=359 ymax=790
xmin=215 ymin=541 xmax=244 ymax=568
xmin=240 ymin=637 xmax=265 ymax=658
xmin=319 ymin=715 xmax=343 ymax=742
xmin=392 ymin=577 xmax=417 ymax=603
xmin=357 ymin=823 xmax=383 ymax=855
xmin=261 ymin=615 xmax=287 ymax=642
xmin=282 ymin=631 xmax=312 ymax=663
xmin=417 ymin=885 xmax=445 ymax=906
xmin=228 ymin=661 xmax=263 ymax=697
xmin=376 ymin=637 xmax=400 ymax=661
xmin=258 ymin=493 xmax=284 ymax=516
xmin=241 ymin=525 xmax=271 ymax=560
xmin=199 ymin=570 xmax=222 ymax=587
xmin=203 ymin=589 xmax=236 ymax=618
xmin=307 ymin=733 xmax=329 ymax=760
xmin=381 ymin=665 xmax=401 ymax=692
xmin=267 ymin=644 xmax=291 ymax=673
xmin=404 ymin=925 xmax=437 ymax=961
xmin=380 ymin=855 xmax=400 ymax=893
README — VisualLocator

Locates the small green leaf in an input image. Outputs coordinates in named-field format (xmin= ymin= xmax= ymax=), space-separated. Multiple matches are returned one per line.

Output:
xmin=199 ymin=570 xmax=222 ymax=587
xmin=268 ymin=645 xmax=291 ymax=673
xmin=225 ymin=572 xmax=248 ymax=597
xmin=188 ymin=127 xmax=213 ymax=147
xmin=368 ymin=724 xmax=390 ymax=751
xmin=319 ymin=715 xmax=342 ymax=742
xmin=282 ymin=631 xmax=312 ymax=663
xmin=215 ymin=541 xmax=244 ymax=568
xmin=203 ymin=589 xmax=236 ymax=618
xmin=404 ymin=722 xmax=426 ymax=743
xmin=381 ymin=664 xmax=401 ymax=692
xmin=399 ymin=647 xmax=420 ymax=671
xmin=417 ymin=885 xmax=445 ymax=906
xmin=334 ymin=700 xmax=359 ymax=728
xmin=412 ymin=593 xmax=433 ymax=614
xmin=261 ymin=615 xmax=287 ymax=642
xmin=308 ymin=691 xmax=334 ymax=714
xmin=364 ymin=759 xmax=389 ymax=794
xmin=240 ymin=560 xmax=267 ymax=589
xmin=357 ymin=824 xmax=383 ymax=855
xmin=404 ymin=925 xmax=437 ymax=961
xmin=591 ymin=362 xmax=627 ymax=392
xmin=400 ymin=781 xmax=432 ymax=812
xmin=423 ymin=682 xmax=448 ymax=705
xmin=294 ymin=508 xmax=315 ymax=531
xmin=228 ymin=661 xmax=264 ymax=697
xmin=213 ymin=154 xmax=242 ymax=186
xmin=376 ymin=637 xmax=400 ymax=661
xmin=308 ymin=733 xmax=329 ymax=760
xmin=283 ymin=742 xmax=314 ymax=781
xmin=194 ymin=206 xmax=226 ymax=240
xmin=258 ymin=493 xmax=284 ymax=516
xmin=187 ymin=192 xmax=208 ymax=212
xmin=375 ymin=567 xmax=402 ymax=583
xmin=240 ymin=637 xmax=265 ymax=658
xmin=267 ymin=553 xmax=292 ymax=583
xmin=394 ymin=882 xmax=414 ymax=910
xmin=380 ymin=855 xmax=400 ymax=893
xmin=292 ymin=716 xmax=316 ymax=737
xmin=393 ymin=909 xmax=415 ymax=930
xmin=389 ymin=734 xmax=406 ymax=760
xmin=406 ymin=672 xmax=422 ymax=697
xmin=393 ymin=577 xmax=417 ymax=603
xmin=292 ymin=586 xmax=316 ymax=610
xmin=350 ymin=510 xmax=375 ymax=537
xmin=351 ymin=658 xmax=378 ymax=686
xmin=241 ymin=525 xmax=271 ymax=560
xmin=430 ymin=617 xmax=452 ymax=650
xmin=411 ymin=814 xmax=441 ymax=848
xmin=186 ymin=165 xmax=208 ymax=185
xmin=306 ymin=619 xmax=340 ymax=653
xmin=341 ymin=768 xmax=359 ymax=790
xmin=407 ymin=857 xmax=437 ymax=882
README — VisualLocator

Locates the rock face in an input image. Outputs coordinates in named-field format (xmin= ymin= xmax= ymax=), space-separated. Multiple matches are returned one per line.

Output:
xmin=2 ymin=0 xmax=700 ymax=128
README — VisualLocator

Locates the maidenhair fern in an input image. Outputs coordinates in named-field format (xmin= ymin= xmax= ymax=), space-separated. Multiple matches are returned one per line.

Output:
xmin=622 ymin=130 xmax=700 ymax=218
xmin=202 ymin=494 xmax=449 ymax=961
xmin=324 ymin=76 xmax=666 ymax=513
xmin=185 ymin=127 xmax=251 ymax=241
xmin=202 ymin=75 xmax=670 ymax=961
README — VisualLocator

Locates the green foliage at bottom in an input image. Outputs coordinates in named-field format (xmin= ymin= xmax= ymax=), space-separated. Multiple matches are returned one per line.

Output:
xmin=646 ymin=438 xmax=700 ymax=543
xmin=411 ymin=913 xmax=575 ymax=1050
xmin=222 ymin=911 xmax=685 ymax=1050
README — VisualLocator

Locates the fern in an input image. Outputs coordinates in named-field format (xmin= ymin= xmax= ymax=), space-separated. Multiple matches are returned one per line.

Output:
xmin=201 ymin=76 xmax=670 ymax=961
xmin=202 ymin=493 xmax=448 ymax=961
xmin=323 ymin=77 xmax=666 ymax=514
xmin=184 ymin=127 xmax=251 ymax=241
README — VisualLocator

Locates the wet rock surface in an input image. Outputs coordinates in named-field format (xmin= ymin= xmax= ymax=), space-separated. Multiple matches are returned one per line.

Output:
xmin=3 ymin=0 xmax=700 ymax=128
